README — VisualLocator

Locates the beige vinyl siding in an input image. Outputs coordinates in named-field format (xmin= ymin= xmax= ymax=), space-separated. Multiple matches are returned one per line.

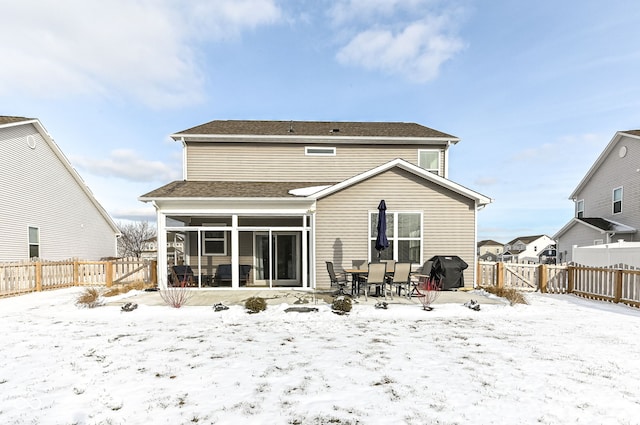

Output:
xmin=314 ymin=168 xmax=476 ymax=290
xmin=185 ymin=142 xmax=446 ymax=181
xmin=0 ymin=124 xmax=117 ymax=261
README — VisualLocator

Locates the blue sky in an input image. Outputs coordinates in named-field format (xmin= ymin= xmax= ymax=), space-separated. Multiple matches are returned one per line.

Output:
xmin=2 ymin=0 xmax=640 ymax=244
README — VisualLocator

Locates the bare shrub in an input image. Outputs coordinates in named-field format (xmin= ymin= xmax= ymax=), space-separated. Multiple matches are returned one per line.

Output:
xmin=481 ymin=285 xmax=528 ymax=305
xmin=76 ymin=287 xmax=103 ymax=308
xmin=160 ymin=287 xmax=193 ymax=308
xmin=245 ymin=297 xmax=267 ymax=313
xmin=417 ymin=279 xmax=441 ymax=311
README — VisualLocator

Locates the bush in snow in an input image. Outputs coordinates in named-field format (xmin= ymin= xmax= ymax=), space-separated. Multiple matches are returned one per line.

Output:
xmin=331 ymin=296 xmax=352 ymax=314
xmin=245 ymin=296 xmax=267 ymax=313
xmin=481 ymin=285 xmax=527 ymax=306
xmin=417 ymin=279 xmax=441 ymax=311
xmin=160 ymin=287 xmax=193 ymax=308
xmin=75 ymin=287 xmax=104 ymax=308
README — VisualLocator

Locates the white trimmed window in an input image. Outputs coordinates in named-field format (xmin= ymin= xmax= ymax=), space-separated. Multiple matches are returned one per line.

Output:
xmin=28 ymin=226 xmax=40 ymax=258
xmin=305 ymin=146 xmax=336 ymax=156
xmin=418 ymin=150 xmax=440 ymax=175
xmin=202 ymin=225 xmax=227 ymax=255
xmin=613 ymin=187 xmax=623 ymax=214
xmin=369 ymin=212 xmax=422 ymax=263
xmin=576 ymin=199 xmax=584 ymax=218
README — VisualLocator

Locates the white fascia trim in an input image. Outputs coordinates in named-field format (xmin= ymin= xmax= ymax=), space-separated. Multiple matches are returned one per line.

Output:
xmin=139 ymin=197 xmax=312 ymax=203
xmin=171 ymin=133 xmax=459 ymax=145
xmin=15 ymin=119 xmax=121 ymax=235
xmin=554 ymin=217 xmax=631 ymax=240
xmin=308 ymin=158 xmax=493 ymax=206
xmin=146 ymin=197 xmax=316 ymax=214
xmin=0 ymin=118 xmax=39 ymax=130
xmin=570 ymin=131 xmax=640 ymax=199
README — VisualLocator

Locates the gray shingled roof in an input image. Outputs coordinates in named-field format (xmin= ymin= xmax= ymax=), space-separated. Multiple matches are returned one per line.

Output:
xmin=623 ymin=130 xmax=640 ymax=137
xmin=0 ymin=116 xmax=31 ymax=125
xmin=173 ymin=120 xmax=457 ymax=139
xmin=140 ymin=181 xmax=337 ymax=199
xmin=477 ymin=239 xmax=503 ymax=246
xmin=506 ymin=235 xmax=548 ymax=245
xmin=577 ymin=217 xmax=636 ymax=233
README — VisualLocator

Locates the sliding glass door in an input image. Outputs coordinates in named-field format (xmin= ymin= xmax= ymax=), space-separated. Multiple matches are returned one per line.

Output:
xmin=254 ymin=232 xmax=300 ymax=287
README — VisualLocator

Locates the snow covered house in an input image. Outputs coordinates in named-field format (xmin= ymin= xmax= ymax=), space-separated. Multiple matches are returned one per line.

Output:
xmin=140 ymin=120 xmax=492 ymax=290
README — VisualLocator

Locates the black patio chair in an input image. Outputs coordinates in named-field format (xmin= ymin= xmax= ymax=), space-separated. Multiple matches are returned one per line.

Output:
xmin=170 ymin=265 xmax=197 ymax=287
xmin=326 ymin=261 xmax=350 ymax=296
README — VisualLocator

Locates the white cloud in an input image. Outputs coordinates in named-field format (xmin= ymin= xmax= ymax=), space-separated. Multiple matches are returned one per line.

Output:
xmin=474 ymin=176 xmax=499 ymax=186
xmin=328 ymin=0 xmax=431 ymax=24
xmin=511 ymin=133 xmax=603 ymax=164
xmin=0 ymin=0 xmax=281 ymax=107
xmin=333 ymin=2 xmax=466 ymax=82
xmin=72 ymin=149 xmax=181 ymax=182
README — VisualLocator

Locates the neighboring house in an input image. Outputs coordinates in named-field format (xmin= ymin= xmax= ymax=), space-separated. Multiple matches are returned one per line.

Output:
xmin=140 ymin=233 xmax=185 ymax=265
xmin=502 ymin=235 xmax=554 ymax=264
xmin=477 ymin=239 xmax=503 ymax=262
xmin=554 ymin=130 xmax=640 ymax=263
xmin=0 ymin=116 xmax=120 ymax=261
xmin=140 ymin=120 xmax=492 ymax=290
xmin=537 ymin=245 xmax=557 ymax=264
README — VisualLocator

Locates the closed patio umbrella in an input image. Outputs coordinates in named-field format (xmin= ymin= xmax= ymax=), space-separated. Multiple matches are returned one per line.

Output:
xmin=375 ymin=200 xmax=389 ymax=257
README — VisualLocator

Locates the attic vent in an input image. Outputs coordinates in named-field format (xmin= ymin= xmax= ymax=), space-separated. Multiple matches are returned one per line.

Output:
xmin=288 ymin=121 xmax=294 ymax=133
xmin=305 ymin=146 xmax=336 ymax=156
xmin=330 ymin=128 xmax=340 ymax=133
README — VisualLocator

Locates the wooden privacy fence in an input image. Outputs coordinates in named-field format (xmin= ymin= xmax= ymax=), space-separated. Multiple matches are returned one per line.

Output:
xmin=477 ymin=261 xmax=640 ymax=308
xmin=0 ymin=258 xmax=157 ymax=298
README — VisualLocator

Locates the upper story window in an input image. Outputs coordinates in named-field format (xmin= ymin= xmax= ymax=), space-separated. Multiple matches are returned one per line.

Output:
xmin=576 ymin=199 xmax=584 ymax=218
xmin=28 ymin=226 xmax=40 ymax=258
xmin=418 ymin=150 xmax=440 ymax=175
xmin=613 ymin=187 xmax=623 ymax=214
xmin=305 ymin=146 xmax=336 ymax=156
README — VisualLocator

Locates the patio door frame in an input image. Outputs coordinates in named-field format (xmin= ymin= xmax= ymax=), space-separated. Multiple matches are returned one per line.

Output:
xmin=253 ymin=231 xmax=302 ymax=287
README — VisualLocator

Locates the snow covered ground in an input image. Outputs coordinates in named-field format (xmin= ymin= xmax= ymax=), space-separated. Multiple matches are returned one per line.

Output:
xmin=2 ymin=288 xmax=640 ymax=425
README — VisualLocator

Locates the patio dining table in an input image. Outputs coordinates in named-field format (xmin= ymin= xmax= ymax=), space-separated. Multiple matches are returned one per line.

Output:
xmin=344 ymin=264 xmax=395 ymax=296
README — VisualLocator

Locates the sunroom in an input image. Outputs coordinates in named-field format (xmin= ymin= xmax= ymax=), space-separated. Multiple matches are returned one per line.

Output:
xmin=140 ymin=181 xmax=327 ymax=289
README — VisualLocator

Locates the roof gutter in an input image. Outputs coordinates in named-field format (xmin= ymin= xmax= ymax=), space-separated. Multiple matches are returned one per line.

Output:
xmin=171 ymin=133 xmax=460 ymax=145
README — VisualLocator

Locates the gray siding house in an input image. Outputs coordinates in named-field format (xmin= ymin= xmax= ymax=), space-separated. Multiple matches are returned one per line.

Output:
xmin=0 ymin=116 xmax=120 ymax=262
xmin=140 ymin=120 xmax=492 ymax=290
xmin=554 ymin=130 xmax=640 ymax=263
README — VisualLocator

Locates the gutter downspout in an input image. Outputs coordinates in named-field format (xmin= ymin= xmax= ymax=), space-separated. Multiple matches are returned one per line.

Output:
xmin=444 ymin=141 xmax=451 ymax=179
xmin=181 ymin=137 xmax=187 ymax=180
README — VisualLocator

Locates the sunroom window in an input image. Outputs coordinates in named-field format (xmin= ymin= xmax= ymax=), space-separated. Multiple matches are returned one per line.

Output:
xmin=202 ymin=228 xmax=227 ymax=255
